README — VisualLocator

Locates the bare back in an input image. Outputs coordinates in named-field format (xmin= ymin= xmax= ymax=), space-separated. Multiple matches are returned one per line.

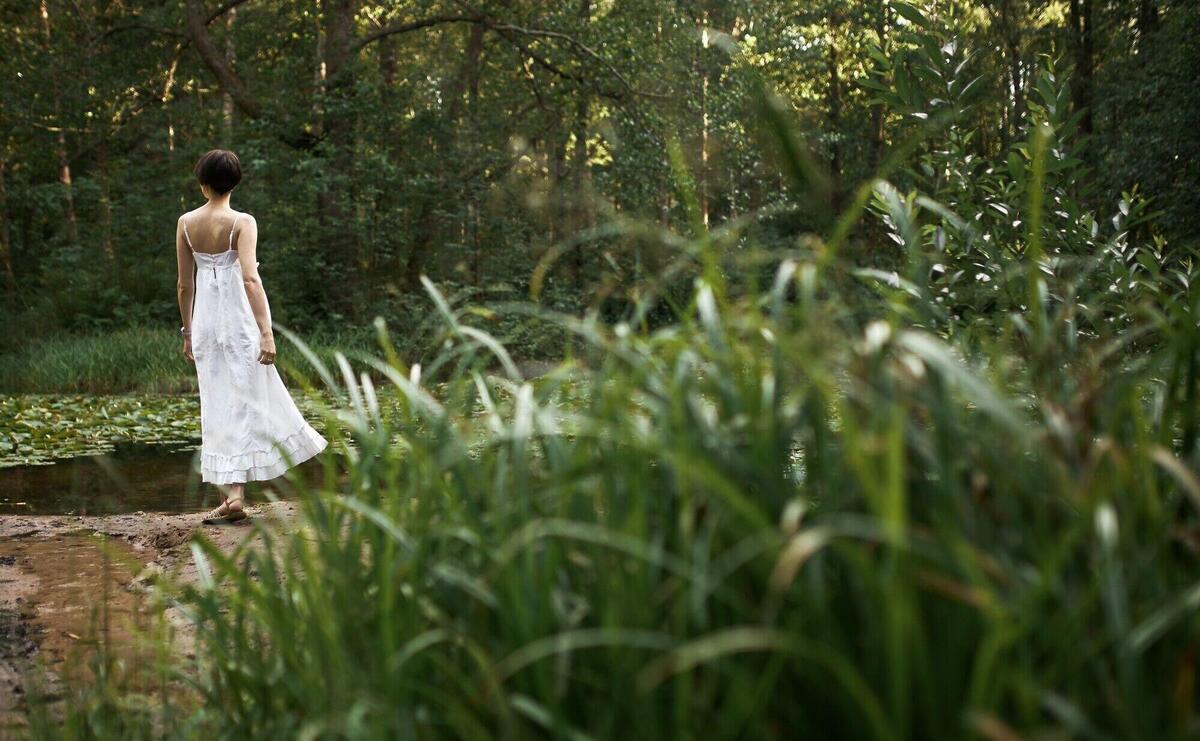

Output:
xmin=182 ymin=208 xmax=245 ymax=255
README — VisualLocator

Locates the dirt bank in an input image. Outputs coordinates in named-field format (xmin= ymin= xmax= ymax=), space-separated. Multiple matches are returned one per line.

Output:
xmin=0 ymin=501 xmax=299 ymax=734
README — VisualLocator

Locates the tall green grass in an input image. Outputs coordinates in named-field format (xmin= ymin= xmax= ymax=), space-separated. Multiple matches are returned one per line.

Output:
xmin=0 ymin=325 xmax=381 ymax=394
xmin=0 ymin=327 xmax=195 ymax=394
xmin=150 ymin=253 xmax=1198 ymax=738
xmin=58 ymin=140 xmax=1196 ymax=737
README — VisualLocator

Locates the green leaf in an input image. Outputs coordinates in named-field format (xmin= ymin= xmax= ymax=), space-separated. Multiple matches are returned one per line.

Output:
xmin=893 ymin=3 xmax=929 ymax=28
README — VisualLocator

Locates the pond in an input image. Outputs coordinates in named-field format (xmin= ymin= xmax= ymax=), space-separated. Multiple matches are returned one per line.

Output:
xmin=0 ymin=395 xmax=331 ymax=516
xmin=0 ymin=442 xmax=203 ymax=515
xmin=0 ymin=442 xmax=325 ymax=516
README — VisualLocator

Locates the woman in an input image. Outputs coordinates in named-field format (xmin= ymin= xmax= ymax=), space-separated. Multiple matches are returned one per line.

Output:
xmin=176 ymin=149 xmax=327 ymax=524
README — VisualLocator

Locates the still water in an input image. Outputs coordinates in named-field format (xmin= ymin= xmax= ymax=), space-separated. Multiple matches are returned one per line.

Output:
xmin=0 ymin=442 xmax=323 ymax=515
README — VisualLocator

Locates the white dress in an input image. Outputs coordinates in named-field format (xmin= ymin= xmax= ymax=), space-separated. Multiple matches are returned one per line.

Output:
xmin=184 ymin=213 xmax=327 ymax=485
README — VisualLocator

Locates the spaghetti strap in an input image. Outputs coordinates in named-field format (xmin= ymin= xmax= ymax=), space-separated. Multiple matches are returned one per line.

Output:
xmin=182 ymin=219 xmax=193 ymax=249
xmin=228 ymin=213 xmax=240 ymax=251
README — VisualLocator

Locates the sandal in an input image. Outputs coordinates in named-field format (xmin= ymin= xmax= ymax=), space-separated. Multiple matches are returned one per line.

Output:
xmin=202 ymin=499 xmax=248 ymax=525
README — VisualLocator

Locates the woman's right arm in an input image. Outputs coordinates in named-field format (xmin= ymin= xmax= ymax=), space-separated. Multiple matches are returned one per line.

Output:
xmin=234 ymin=215 xmax=276 ymax=365
xmin=176 ymin=216 xmax=195 ymax=363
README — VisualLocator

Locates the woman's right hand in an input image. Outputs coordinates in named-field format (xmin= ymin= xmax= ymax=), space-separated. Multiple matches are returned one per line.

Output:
xmin=182 ymin=336 xmax=194 ymax=363
xmin=258 ymin=332 xmax=276 ymax=365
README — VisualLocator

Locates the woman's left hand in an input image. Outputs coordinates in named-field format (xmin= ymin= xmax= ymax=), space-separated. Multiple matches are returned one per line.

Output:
xmin=182 ymin=336 xmax=194 ymax=363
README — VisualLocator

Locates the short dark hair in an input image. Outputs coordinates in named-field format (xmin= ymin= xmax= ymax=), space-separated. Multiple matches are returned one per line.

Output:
xmin=193 ymin=149 xmax=242 ymax=194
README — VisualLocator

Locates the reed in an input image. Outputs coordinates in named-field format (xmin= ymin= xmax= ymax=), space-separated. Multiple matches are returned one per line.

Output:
xmin=161 ymin=164 xmax=1200 ymax=736
xmin=151 ymin=245 xmax=1200 ymax=738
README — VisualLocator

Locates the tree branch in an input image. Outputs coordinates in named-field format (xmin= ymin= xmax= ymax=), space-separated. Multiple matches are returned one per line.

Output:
xmin=206 ymin=0 xmax=254 ymax=25
xmin=185 ymin=0 xmax=262 ymax=119
xmin=99 ymin=23 xmax=185 ymax=41
xmin=353 ymin=14 xmax=479 ymax=52
xmin=102 ymin=1 xmax=244 ymax=42
xmin=488 ymin=21 xmax=647 ymax=99
xmin=495 ymin=29 xmax=584 ymax=87
xmin=459 ymin=0 xmax=669 ymax=100
xmin=352 ymin=7 xmax=670 ymax=101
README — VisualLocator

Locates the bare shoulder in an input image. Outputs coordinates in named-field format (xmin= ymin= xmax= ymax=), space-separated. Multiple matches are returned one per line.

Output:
xmin=178 ymin=207 xmax=201 ymax=225
xmin=236 ymin=214 xmax=258 ymax=247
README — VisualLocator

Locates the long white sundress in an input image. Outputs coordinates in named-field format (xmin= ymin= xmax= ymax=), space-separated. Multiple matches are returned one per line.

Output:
xmin=183 ymin=213 xmax=327 ymax=485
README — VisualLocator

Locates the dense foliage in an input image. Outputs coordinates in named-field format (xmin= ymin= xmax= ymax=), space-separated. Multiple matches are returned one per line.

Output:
xmin=0 ymin=0 xmax=1195 ymax=361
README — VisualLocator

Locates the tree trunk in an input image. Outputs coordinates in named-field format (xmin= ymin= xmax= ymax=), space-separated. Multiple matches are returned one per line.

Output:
xmin=445 ymin=24 xmax=485 ymax=124
xmin=378 ymin=31 xmax=398 ymax=161
xmin=323 ymin=0 xmax=357 ymax=85
xmin=375 ymin=27 xmax=398 ymax=280
xmin=655 ymin=11 xmax=670 ymax=231
xmin=1008 ymin=40 xmax=1023 ymax=136
xmin=222 ymin=7 xmax=238 ymax=141
xmin=185 ymin=0 xmax=262 ymax=119
xmin=1069 ymin=0 xmax=1094 ymax=136
xmin=164 ymin=56 xmax=179 ymax=153
xmin=998 ymin=0 xmax=1024 ymax=146
xmin=827 ymin=17 xmax=844 ymax=215
xmin=465 ymin=25 xmax=484 ymax=107
xmin=54 ymin=133 xmax=77 ymax=245
xmin=547 ymin=128 xmax=567 ymax=245
xmin=870 ymin=0 xmax=887 ymax=167
xmin=319 ymin=0 xmax=360 ymax=297
xmin=573 ymin=96 xmax=591 ymax=287
xmin=313 ymin=1 xmax=330 ymax=234
xmin=573 ymin=0 xmax=593 ymax=285
xmin=0 ymin=155 xmax=15 ymax=296
xmin=98 ymin=139 xmax=114 ymax=260
xmin=466 ymin=27 xmax=484 ymax=288
xmin=1138 ymin=0 xmax=1158 ymax=38
xmin=469 ymin=201 xmax=482 ymax=287
xmin=697 ymin=12 xmax=711 ymax=229
xmin=40 ymin=0 xmax=77 ymax=245
xmin=313 ymin=0 xmax=327 ymax=125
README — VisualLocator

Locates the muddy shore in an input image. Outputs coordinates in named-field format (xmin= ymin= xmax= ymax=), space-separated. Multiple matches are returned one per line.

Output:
xmin=0 ymin=501 xmax=299 ymax=734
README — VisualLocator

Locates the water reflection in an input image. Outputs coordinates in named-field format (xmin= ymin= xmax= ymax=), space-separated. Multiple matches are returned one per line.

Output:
xmin=0 ymin=442 xmax=322 ymax=515
xmin=1 ymin=533 xmax=150 ymax=670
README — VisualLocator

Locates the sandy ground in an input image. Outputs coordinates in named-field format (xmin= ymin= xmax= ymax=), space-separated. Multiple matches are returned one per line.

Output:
xmin=0 ymin=501 xmax=299 ymax=735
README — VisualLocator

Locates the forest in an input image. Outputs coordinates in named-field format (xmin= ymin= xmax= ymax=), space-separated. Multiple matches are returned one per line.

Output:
xmin=1 ymin=0 xmax=1200 ymax=738
xmin=0 ymin=0 xmax=1194 ymax=368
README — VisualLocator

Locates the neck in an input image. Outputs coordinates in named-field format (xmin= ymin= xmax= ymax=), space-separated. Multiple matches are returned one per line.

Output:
xmin=207 ymin=193 xmax=232 ymax=208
